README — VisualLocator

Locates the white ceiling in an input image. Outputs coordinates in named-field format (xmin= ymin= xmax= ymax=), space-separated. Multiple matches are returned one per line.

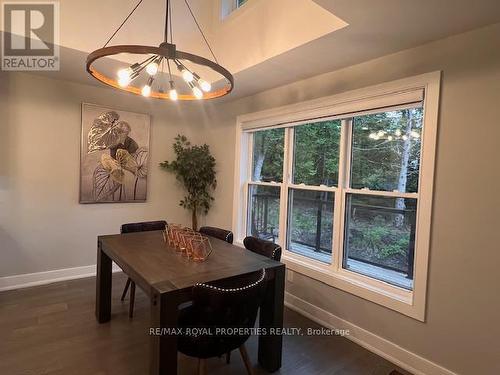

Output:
xmin=5 ymin=0 xmax=500 ymax=101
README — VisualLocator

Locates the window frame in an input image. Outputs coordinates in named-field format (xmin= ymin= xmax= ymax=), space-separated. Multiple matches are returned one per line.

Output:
xmin=220 ymin=0 xmax=249 ymax=20
xmin=233 ymin=72 xmax=441 ymax=320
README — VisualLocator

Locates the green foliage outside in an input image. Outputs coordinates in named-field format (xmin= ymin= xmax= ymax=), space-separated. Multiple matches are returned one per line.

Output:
xmin=293 ymin=122 xmax=341 ymax=186
xmin=350 ymin=219 xmax=410 ymax=259
xmin=351 ymin=108 xmax=422 ymax=192
xmin=252 ymin=128 xmax=284 ymax=182
xmin=251 ymin=109 xmax=422 ymax=272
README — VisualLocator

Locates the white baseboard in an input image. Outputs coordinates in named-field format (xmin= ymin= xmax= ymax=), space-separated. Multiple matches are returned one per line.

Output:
xmin=0 ymin=264 xmax=122 ymax=292
xmin=285 ymin=292 xmax=457 ymax=375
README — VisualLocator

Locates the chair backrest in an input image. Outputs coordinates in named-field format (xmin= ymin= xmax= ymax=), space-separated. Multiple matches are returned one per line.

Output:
xmin=199 ymin=226 xmax=234 ymax=244
xmin=243 ymin=236 xmax=282 ymax=261
xmin=120 ymin=220 xmax=167 ymax=234
xmin=190 ymin=269 xmax=266 ymax=332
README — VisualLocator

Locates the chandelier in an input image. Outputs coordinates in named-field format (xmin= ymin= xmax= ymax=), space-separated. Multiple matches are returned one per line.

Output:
xmin=86 ymin=0 xmax=234 ymax=101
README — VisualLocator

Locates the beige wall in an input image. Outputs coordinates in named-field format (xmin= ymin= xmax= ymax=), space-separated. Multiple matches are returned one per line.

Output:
xmin=197 ymin=23 xmax=500 ymax=374
xmin=0 ymin=73 xmax=207 ymax=277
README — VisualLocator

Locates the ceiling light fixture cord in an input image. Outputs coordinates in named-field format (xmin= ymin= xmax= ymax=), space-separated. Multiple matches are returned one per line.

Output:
xmin=160 ymin=59 xmax=165 ymax=91
xmin=183 ymin=0 xmax=219 ymax=64
xmin=169 ymin=0 xmax=173 ymax=44
xmin=167 ymin=58 xmax=173 ymax=80
xmin=103 ymin=0 xmax=144 ymax=48
xmin=164 ymin=0 xmax=170 ymax=42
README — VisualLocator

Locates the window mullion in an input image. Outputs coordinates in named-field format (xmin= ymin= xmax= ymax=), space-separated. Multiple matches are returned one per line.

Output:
xmin=333 ymin=118 xmax=352 ymax=272
xmin=345 ymin=188 xmax=419 ymax=199
xmin=247 ymin=133 xmax=254 ymax=181
xmin=241 ymin=133 xmax=254 ymax=239
xmin=278 ymin=127 xmax=293 ymax=249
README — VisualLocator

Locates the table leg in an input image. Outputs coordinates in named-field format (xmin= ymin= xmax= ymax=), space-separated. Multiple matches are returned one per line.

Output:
xmin=150 ymin=291 xmax=179 ymax=375
xmin=258 ymin=265 xmax=285 ymax=372
xmin=95 ymin=240 xmax=112 ymax=323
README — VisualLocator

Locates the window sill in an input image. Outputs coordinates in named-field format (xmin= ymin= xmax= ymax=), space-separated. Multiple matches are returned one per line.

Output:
xmin=282 ymin=252 xmax=424 ymax=321
xmin=236 ymin=237 xmax=423 ymax=321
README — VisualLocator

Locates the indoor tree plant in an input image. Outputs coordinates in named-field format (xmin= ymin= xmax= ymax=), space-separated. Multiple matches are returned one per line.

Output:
xmin=160 ymin=135 xmax=216 ymax=230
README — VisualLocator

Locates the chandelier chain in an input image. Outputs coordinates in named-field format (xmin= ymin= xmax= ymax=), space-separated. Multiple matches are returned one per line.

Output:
xmin=169 ymin=0 xmax=173 ymax=44
xmin=103 ymin=0 xmax=144 ymax=48
xmin=183 ymin=0 xmax=219 ymax=64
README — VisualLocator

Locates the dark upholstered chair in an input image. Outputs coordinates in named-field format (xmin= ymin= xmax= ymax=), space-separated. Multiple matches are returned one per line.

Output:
xmin=243 ymin=236 xmax=282 ymax=262
xmin=199 ymin=226 xmax=233 ymax=244
xmin=121 ymin=220 xmax=167 ymax=234
xmin=178 ymin=269 xmax=267 ymax=375
xmin=120 ymin=220 xmax=167 ymax=318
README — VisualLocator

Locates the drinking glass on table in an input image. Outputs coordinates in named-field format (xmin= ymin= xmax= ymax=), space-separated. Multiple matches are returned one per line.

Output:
xmin=190 ymin=236 xmax=213 ymax=262
xmin=178 ymin=228 xmax=196 ymax=257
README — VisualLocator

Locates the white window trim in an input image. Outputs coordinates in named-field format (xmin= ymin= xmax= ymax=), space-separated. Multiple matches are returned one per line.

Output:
xmin=219 ymin=0 xmax=250 ymax=21
xmin=232 ymin=72 xmax=441 ymax=321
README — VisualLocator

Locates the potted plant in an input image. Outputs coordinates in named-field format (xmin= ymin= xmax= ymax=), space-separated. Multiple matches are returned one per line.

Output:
xmin=160 ymin=135 xmax=216 ymax=230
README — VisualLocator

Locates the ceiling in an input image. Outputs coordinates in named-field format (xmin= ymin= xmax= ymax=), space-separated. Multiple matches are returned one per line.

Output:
xmin=4 ymin=0 xmax=500 ymax=101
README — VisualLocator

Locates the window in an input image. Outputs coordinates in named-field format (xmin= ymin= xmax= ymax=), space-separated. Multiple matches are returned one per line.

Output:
xmin=287 ymin=120 xmax=341 ymax=264
xmin=287 ymin=188 xmax=335 ymax=264
xmin=343 ymin=108 xmax=422 ymax=290
xmin=234 ymin=73 xmax=440 ymax=320
xmin=221 ymin=0 xmax=248 ymax=19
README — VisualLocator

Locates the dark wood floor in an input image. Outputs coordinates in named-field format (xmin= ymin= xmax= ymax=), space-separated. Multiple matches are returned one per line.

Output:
xmin=0 ymin=273 xmax=410 ymax=375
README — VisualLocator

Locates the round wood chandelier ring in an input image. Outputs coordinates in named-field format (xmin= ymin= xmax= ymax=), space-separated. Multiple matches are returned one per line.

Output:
xmin=86 ymin=43 xmax=234 ymax=101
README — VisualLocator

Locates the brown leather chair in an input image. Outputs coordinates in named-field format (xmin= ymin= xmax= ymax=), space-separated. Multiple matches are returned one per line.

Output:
xmin=199 ymin=226 xmax=233 ymax=244
xmin=243 ymin=236 xmax=282 ymax=261
xmin=120 ymin=220 xmax=167 ymax=318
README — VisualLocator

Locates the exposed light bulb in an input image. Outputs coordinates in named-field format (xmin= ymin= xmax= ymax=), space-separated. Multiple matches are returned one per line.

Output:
xmin=118 ymin=75 xmax=131 ymax=87
xmin=117 ymin=63 xmax=141 ymax=87
xmin=187 ymin=81 xmax=203 ymax=99
xmin=369 ymin=133 xmax=376 ymax=139
xmin=168 ymin=81 xmax=178 ymax=101
xmin=402 ymin=135 xmax=408 ymax=141
xmin=192 ymin=86 xmax=203 ymax=99
xmin=198 ymin=79 xmax=211 ymax=92
xmin=182 ymin=69 xmax=194 ymax=82
xmin=141 ymin=85 xmax=151 ymax=97
xmin=146 ymin=61 xmax=159 ymax=76
xmin=169 ymin=89 xmax=178 ymax=101
xmin=388 ymin=135 xmax=393 ymax=141
xmin=117 ymin=63 xmax=140 ymax=81
xmin=395 ymin=129 xmax=402 ymax=136
xmin=175 ymin=61 xmax=195 ymax=83
xmin=118 ymin=68 xmax=132 ymax=80
xmin=141 ymin=77 xmax=154 ymax=97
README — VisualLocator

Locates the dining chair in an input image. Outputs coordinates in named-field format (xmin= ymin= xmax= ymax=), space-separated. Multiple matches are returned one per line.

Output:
xmin=243 ymin=236 xmax=282 ymax=262
xmin=199 ymin=226 xmax=234 ymax=244
xmin=178 ymin=269 xmax=267 ymax=375
xmin=120 ymin=220 xmax=167 ymax=318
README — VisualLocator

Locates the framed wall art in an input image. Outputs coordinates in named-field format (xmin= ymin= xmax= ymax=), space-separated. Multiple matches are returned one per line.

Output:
xmin=80 ymin=103 xmax=150 ymax=203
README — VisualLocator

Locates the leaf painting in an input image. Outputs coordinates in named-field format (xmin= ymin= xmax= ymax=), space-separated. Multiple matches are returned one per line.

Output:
xmin=80 ymin=104 xmax=150 ymax=203
xmin=92 ymin=163 xmax=121 ymax=201
xmin=87 ymin=111 xmax=125 ymax=153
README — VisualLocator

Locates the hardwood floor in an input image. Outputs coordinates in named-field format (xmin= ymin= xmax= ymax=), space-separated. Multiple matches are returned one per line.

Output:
xmin=0 ymin=273 xmax=411 ymax=375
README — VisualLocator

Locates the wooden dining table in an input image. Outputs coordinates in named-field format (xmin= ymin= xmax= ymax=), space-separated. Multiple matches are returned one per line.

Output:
xmin=95 ymin=230 xmax=285 ymax=375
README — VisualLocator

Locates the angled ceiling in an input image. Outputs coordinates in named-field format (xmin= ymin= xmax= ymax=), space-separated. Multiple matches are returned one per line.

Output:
xmin=3 ymin=0 xmax=500 ymax=101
